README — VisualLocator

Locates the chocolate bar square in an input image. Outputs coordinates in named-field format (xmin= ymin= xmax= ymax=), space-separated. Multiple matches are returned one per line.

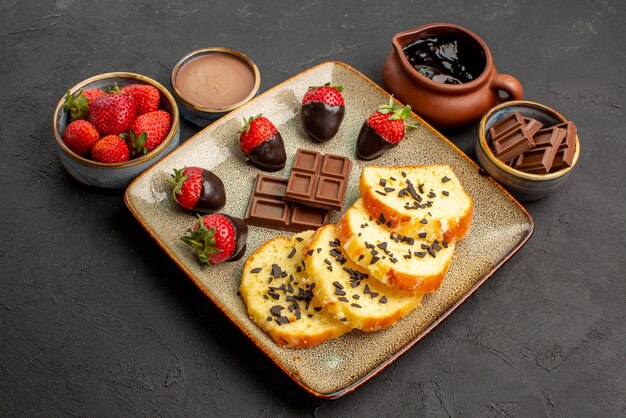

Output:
xmin=550 ymin=121 xmax=577 ymax=171
xmin=488 ymin=112 xmax=525 ymax=139
xmin=244 ymin=174 xmax=330 ymax=232
xmin=283 ymin=149 xmax=352 ymax=211
xmin=292 ymin=149 xmax=321 ymax=173
xmin=512 ymin=127 xmax=566 ymax=174
xmin=523 ymin=117 xmax=543 ymax=137
xmin=492 ymin=126 xmax=535 ymax=163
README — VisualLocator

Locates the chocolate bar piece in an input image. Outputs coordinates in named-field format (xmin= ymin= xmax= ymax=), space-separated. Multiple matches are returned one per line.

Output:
xmin=489 ymin=112 xmax=525 ymax=139
xmin=550 ymin=121 xmax=577 ymax=171
xmin=492 ymin=124 xmax=535 ymax=163
xmin=512 ymin=127 xmax=566 ymax=174
xmin=244 ymin=174 xmax=330 ymax=232
xmin=523 ymin=117 xmax=543 ymax=137
xmin=283 ymin=149 xmax=352 ymax=211
xmin=532 ymin=126 xmax=566 ymax=148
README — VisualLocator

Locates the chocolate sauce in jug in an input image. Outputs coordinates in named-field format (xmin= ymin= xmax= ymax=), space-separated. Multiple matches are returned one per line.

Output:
xmin=403 ymin=35 xmax=485 ymax=84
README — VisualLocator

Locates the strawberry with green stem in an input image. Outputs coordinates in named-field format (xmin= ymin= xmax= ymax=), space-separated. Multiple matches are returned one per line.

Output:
xmin=169 ymin=167 xmax=226 ymax=213
xmin=356 ymin=96 xmax=418 ymax=160
xmin=181 ymin=213 xmax=248 ymax=265
xmin=129 ymin=109 xmax=171 ymax=153
xmin=63 ymin=89 xmax=105 ymax=122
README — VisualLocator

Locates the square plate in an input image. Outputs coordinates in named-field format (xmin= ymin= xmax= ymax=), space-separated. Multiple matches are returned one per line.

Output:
xmin=124 ymin=62 xmax=534 ymax=399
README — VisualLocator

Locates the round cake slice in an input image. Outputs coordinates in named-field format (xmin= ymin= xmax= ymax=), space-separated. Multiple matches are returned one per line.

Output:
xmin=240 ymin=230 xmax=351 ymax=348
xmin=360 ymin=165 xmax=473 ymax=243
xmin=337 ymin=199 xmax=456 ymax=293
xmin=303 ymin=225 xmax=423 ymax=331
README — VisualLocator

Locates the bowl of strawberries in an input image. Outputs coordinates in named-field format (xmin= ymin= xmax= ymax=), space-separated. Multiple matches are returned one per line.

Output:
xmin=52 ymin=72 xmax=180 ymax=188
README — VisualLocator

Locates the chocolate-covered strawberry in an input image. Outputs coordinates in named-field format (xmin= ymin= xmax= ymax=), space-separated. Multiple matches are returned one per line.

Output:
xmin=239 ymin=115 xmax=286 ymax=172
xmin=169 ymin=167 xmax=226 ymax=213
xmin=300 ymin=83 xmax=345 ymax=142
xmin=356 ymin=97 xmax=417 ymax=160
xmin=181 ymin=213 xmax=248 ymax=264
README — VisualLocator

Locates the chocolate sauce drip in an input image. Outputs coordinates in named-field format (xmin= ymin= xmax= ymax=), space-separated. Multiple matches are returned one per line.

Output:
xmin=356 ymin=123 xmax=395 ymax=161
xmin=195 ymin=169 xmax=226 ymax=213
xmin=246 ymin=133 xmax=286 ymax=172
xmin=223 ymin=215 xmax=248 ymax=262
xmin=300 ymin=102 xmax=345 ymax=142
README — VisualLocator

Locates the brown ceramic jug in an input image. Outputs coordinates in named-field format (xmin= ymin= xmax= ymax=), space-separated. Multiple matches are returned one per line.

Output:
xmin=383 ymin=23 xmax=523 ymax=129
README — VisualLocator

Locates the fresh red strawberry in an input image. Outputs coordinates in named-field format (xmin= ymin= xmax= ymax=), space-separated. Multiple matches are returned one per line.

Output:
xmin=169 ymin=167 xmax=226 ymax=213
xmin=63 ymin=89 xmax=106 ymax=122
xmin=82 ymin=89 xmax=105 ymax=104
xmin=302 ymin=83 xmax=345 ymax=107
xmin=300 ymin=83 xmax=345 ymax=143
xmin=89 ymin=93 xmax=137 ymax=135
xmin=121 ymin=84 xmax=160 ymax=115
xmin=130 ymin=110 xmax=171 ymax=152
xmin=91 ymin=135 xmax=130 ymax=163
xmin=356 ymin=96 xmax=417 ymax=160
xmin=181 ymin=214 xmax=248 ymax=264
xmin=62 ymin=120 xmax=100 ymax=157
xmin=238 ymin=115 xmax=286 ymax=171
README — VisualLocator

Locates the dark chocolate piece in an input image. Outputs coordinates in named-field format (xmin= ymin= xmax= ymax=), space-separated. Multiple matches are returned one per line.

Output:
xmin=512 ymin=127 xmax=566 ymax=174
xmin=550 ymin=121 xmax=577 ymax=171
xmin=532 ymin=126 xmax=566 ymax=148
xmin=488 ymin=112 xmax=525 ymax=139
xmin=356 ymin=123 xmax=395 ymax=161
xmin=283 ymin=149 xmax=352 ymax=211
xmin=300 ymin=102 xmax=345 ymax=143
xmin=244 ymin=174 xmax=330 ymax=232
xmin=523 ymin=117 xmax=543 ymax=137
xmin=194 ymin=169 xmax=227 ymax=213
xmin=492 ymin=123 xmax=535 ymax=162
xmin=246 ymin=133 xmax=287 ymax=172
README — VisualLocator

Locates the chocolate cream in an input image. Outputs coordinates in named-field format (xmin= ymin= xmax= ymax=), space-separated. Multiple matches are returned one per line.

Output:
xmin=175 ymin=53 xmax=255 ymax=109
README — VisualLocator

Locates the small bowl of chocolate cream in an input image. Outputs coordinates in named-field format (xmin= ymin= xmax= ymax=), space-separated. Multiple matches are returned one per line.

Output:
xmin=171 ymin=48 xmax=260 ymax=126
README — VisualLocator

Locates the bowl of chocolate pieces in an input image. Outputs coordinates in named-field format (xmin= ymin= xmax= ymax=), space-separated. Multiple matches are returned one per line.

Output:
xmin=476 ymin=100 xmax=580 ymax=201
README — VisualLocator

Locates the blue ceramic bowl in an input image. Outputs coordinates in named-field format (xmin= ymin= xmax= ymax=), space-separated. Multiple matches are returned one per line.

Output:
xmin=52 ymin=72 xmax=180 ymax=189
xmin=170 ymin=48 xmax=261 ymax=127
xmin=476 ymin=100 xmax=580 ymax=202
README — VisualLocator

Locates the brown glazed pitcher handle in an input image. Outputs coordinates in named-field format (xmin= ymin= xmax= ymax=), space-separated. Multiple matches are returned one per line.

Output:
xmin=491 ymin=73 xmax=524 ymax=100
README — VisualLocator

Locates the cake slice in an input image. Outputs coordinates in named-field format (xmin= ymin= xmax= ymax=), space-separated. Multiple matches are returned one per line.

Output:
xmin=303 ymin=225 xmax=423 ymax=331
xmin=336 ymin=199 xmax=455 ymax=293
xmin=240 ymin=230 xmax=351 ymax=348
xmin=360 ymin=165 xmax=473 ymax=242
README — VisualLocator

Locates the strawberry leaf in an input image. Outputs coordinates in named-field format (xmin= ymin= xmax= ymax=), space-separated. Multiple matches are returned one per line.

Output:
xmin=400 ymin=105 xmax=412 ymax=120
xmin=126 ymin=130 xmax=148 ymax=158
xmin=168 ymin=168 xmax=190 ymax=203
xmin=180 ymin=214 xmax=222 ymax=264
xmin=64 ymin=90 xmax=90 ymax=122
xmin=108 ymin=83 xmax=122 ymax=94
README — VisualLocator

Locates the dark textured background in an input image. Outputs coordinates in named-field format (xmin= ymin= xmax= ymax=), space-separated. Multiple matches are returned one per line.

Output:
xmin=1 ymin=0 xmax=625 ymax=416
